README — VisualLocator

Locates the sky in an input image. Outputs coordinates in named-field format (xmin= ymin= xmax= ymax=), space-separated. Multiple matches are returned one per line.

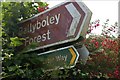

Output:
xmin=45 ymin=0 xmax=118 ymax=23
xmin=41 ymin=0 xmax=119 ymax=37
xmin=82 ymin=0 xmax=118 ymax=36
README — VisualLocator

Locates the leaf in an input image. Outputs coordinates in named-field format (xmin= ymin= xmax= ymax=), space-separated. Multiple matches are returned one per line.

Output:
xmin=7 ymin=66 xmax=17 ymax=72
xmin=37 ymin=2 xmax=49 ymax=7
xmin=10 ymin=37 xmax=24 ymax=47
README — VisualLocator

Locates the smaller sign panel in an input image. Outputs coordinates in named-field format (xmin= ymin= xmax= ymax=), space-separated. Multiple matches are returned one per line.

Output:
xmin=38 ymin=46 xmax=79 ymax=71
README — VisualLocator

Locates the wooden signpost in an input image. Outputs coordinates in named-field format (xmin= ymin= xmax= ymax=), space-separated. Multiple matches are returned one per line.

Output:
xmin=18 ymin=1 xmax=92 ymax=52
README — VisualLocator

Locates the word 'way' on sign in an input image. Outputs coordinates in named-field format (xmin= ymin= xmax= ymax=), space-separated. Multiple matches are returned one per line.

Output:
xmin=37 ymin=45 xmax=79 ymax=71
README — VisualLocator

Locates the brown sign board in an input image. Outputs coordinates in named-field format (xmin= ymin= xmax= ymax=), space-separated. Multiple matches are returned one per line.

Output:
xmin=18 ymin=1 xmax=92 ymax=52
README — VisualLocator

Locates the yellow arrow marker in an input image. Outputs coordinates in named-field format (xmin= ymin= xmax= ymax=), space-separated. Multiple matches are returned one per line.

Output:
xmin=69 ymin=48 xmax=76 ymax=65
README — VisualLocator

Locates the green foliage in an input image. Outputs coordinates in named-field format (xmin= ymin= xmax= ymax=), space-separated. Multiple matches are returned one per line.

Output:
xmin=1 ymin=2 xmax=48 ymax=79
xmin=37 ymin=2 xmax=48 ymax=7
xmin=37 ymin=66 xmax=89 ymax=80
xmin=2 ymin=52 xmax=44 ymax=79
xmin=2 ymin=2 xmax=39 ymax=36
xmin=10 ymin=37 xmax=24 ymax=47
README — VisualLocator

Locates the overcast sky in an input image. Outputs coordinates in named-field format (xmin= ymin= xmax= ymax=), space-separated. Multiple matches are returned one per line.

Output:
xmin=46 ymin=0 xmax=118 ymax=23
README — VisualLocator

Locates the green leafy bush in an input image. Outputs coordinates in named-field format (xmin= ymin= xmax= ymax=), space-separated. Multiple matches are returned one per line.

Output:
xmin=1 ymin=2 xmax=48 ymax=79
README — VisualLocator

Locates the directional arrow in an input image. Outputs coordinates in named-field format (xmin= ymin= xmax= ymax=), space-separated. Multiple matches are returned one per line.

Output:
xmin=65 ymin=3 xmax=81 ymax=37
xmin=38 ymin=46 xmax=79 ymax=71
xmin=69 ymin=47 xmax=77 ymax=65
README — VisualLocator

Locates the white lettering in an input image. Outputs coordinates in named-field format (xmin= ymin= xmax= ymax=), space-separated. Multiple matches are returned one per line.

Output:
xmin=24 ymin=30 xmax=51 ymax=46
xmin=46 ymin=16 xmax=49 ymax=26
xmin=20 ymin=13 xmax=61 ymax=34
xmin=29 ymin=24 xmax=32 ymax=33
xmin=37 ymin=35 xmax=41 ymax=42
xmin=29 ymin=37 xmax=34 ymax=44
xmin=42 ymin=20 xmax=47 ymax=27
xmin=55 ymin=55 xmax=67 ymax=62
xmin=55 ymin=14 xmax=60 ymax=24
xmin=49 ymin=16 xmax=55 ymax=24
xmin=25 ymin=37 xmax=29 ymax=46
xmin=42 ymin=33 xmax=46 ymax=41
xmin=37 ymin=21 xmax=41 ymax=29
xmin=47 ymin=30 xmax=51 ymax=40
